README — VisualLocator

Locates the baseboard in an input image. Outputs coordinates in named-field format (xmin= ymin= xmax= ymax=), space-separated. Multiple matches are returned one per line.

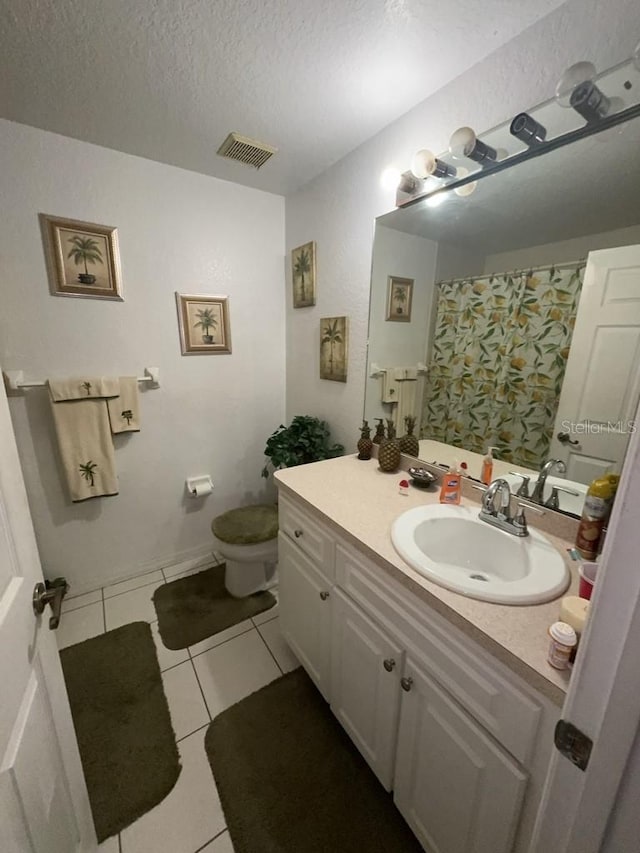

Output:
xmin=59 ymin=542 xmax=216 ymax=597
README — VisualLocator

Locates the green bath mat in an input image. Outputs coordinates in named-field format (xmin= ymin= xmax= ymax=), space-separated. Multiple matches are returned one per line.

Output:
xmin=152 ymin=564 xmax=276 ymax=650
xmin=60 ymin=621 xmax=181 ymax=842
xmin=205 ymin=668 xmax=423 ymax=853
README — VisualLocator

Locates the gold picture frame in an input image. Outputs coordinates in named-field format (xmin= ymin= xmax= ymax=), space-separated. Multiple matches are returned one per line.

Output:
xmin=320 ymin=316 xmax=348 ymax=382
xmin=386 ymin=275 xmax=413 ymax=322
xmin=292 ymin=241 xmax=316 ymax=308
xmin=175 ymin=293 xmax=232 ymax=355
xmin=40 ymin=214 xmax=123 ymax=300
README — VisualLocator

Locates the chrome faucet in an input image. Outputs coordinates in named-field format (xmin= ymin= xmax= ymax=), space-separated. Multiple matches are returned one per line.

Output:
xmin=479 ymin=478 xmax=529 ymax=537
xmin=531 ymin=459 xmax=567 ymax=505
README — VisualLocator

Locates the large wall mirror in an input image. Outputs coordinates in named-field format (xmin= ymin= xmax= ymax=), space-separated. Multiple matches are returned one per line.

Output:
xmin=365 ymin=97 xmax=640 ymax=518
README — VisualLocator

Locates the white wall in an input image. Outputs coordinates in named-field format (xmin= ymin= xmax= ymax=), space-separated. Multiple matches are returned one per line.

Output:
xmin=284 ymin=0 xmax=640 ymax=451
xmin=0 ymin=120 xmax=285 ymax=593
xmin=364 ymin=225 xmax=437 ymax=424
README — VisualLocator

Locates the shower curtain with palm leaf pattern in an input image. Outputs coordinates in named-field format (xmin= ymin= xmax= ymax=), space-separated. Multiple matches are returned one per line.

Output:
xmin=420 ymin=262 xmax=585 ymax=470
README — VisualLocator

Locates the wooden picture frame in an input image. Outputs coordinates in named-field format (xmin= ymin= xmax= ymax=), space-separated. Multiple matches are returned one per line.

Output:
xmin=386 ymin=275 xmax=413 ymax=322
xmin=40 ymin=214 xmax=123 ymax=300
xmin=175 ymin=293 xmax=232 ymax=355
xmin=320 ymin=316 xmax=348 ymax=382
xmin=292 ymin=241 xmax=317 ymax=308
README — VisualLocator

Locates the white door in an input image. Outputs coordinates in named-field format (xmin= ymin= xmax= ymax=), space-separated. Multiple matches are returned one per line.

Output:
xmin=330 ymin=588 xmax=403 ymax=790
xmin=394 ymin=659 xmax=527 ymax=853
xmin=551 ymin=245 xmax=640 ymax=484
xmin=0 ymin=377 xmax=96 ymax=852
xmin=278 ymin=533 xmax=332 ymax=700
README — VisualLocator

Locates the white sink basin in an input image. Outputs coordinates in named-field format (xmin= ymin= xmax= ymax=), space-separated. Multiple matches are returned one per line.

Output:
xmin=392 ymin=504 xmax=570 ymax=605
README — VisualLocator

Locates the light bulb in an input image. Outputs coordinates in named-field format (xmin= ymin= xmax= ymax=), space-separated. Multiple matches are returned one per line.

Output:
xmin=453 ymin=167 xmax=477 ymax=197
xmin=449 ymin=126 xmax=497 ymax=166
xmin=380 ymin=167 xmax=402 ymax=191
xmin=425 ymin=193 xmax=447 ymax=208
xmin=555 ymin=61 xmax=596 ymax=107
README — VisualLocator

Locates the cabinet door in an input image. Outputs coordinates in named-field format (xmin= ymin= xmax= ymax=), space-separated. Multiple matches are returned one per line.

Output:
xmin=330 ymin=588 xmax=404 ymax=791
xmin=278 ymin=533 xmax=332 ymax=700
xmin=394 ymin=660 xmax=527 ymax=853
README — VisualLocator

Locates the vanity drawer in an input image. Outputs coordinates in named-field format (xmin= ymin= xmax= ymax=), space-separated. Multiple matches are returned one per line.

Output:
xmin=335 ymin=541 xmax=541 ymax=765
xmin=279 ymin=496 xmax=335 ymax=581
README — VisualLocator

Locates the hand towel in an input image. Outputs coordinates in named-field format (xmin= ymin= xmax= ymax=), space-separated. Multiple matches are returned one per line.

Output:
xmin=381 ymin=369 xmax=401 ymax=403
xmin=49 ymin=394 xmax=119 ymax=502
xmin=108 ymin=377 xmax=141 ymax=433
xmin=394 ymin=375 xmax=418 ymax=435
xmin=48 ymin=377 xmax=120 ymax=402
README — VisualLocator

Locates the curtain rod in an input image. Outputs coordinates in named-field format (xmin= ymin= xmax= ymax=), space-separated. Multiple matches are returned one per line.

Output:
xmin=436 ymin=259 xmax=585 ymax=287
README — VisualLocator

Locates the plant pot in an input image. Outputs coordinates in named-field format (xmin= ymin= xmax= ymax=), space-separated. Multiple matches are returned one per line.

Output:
xmin=78 ymin=273 xmax=96 ymax=285
xmin=202 ymin=335 xmax=214 ymax=344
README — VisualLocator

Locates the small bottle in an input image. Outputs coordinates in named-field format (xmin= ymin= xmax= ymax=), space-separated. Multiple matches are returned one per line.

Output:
xmin=547 ymin=621 xmax=577 ymax=670
xmin=575 ymin=476 xmax=614 ymax=560
xmin=481 ymin=446 xmax=496 ymax=485
xmin=439 ymin=460 xmax=462 ymax=505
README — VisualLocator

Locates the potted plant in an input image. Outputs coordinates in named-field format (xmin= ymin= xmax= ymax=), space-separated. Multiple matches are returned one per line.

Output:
xmin=194 ymin=308 xmax=217 ymax=343
xmin=67 ymin=235 xmax=104 ymax=285
xmin=261 ymin=415 xmax=344 ymax=478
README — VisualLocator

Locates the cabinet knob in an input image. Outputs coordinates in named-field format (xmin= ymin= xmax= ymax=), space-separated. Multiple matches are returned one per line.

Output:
xmin=294 ymin=529 xmax=303 ymax=538
xmin=400 ymin=676 xmax=413 ymax=692
xmin=320 ymin=591 xmax=330 ymax=601
xmin=383 ymin=658 xmax=396 ymax=672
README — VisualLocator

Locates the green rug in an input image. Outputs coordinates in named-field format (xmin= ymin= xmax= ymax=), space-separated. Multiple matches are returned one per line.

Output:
xmin=205 ymin=668 xmax=423 ymax=853
xmin=60 ymin=621 xmax=181 ymax=842
xmin=152 ymin=564 xmax=276 ymax=650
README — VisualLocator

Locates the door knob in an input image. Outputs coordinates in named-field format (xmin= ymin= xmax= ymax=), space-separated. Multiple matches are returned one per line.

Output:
xmin=33 ymin=578 xmax=69 ymax=630
xmin=319 ymin=591 xmax=330 ymax=601
xmin=557 ymin=432 xmax=580 ymax=446
xmin=383 ymin=658 xmax=396 ymax=672
xmin=400 ymin=676 xmax=413 ymax=692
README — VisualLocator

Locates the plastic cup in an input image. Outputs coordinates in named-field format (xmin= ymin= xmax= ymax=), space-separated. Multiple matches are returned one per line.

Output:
xmin=578 ymin=561 xmax=598 ymax=600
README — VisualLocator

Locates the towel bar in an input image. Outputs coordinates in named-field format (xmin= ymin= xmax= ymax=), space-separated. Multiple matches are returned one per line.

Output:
xmin=4 ymin=367 xmax=160 ymax=391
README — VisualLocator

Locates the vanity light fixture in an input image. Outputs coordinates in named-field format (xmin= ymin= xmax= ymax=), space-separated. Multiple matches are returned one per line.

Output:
xmin=411 ymin=149 xmax=457 ymax=180
xmin=555 ymin=61 xmax=611 ymax=124
xmin=510 ymin=112 xmax=547 ymax=148
xmin=380 ymin=166 xmax=402 ymax=191
xmin=449 ymin=126 xmax=498 ymax=167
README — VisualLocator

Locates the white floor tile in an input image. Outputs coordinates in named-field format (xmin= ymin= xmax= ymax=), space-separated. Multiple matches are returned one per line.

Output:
xmin=104 ymin=583 xmax=161 ymax=631
xmin=188 ymin=618 xmax=254 ymax=658
xmin=192 ymin=629 xmax=281 ymax=719
xmin=56 ymin=602 xmax=104 ymax=649
xmin=199 ymin=830 xmax=234 ymax=852
xmin=257 ymin=618 xmax=299 ymax=674
xmin=61 ymin=589 xmax=102 ymax=613
xmin=162 ymin=661 xmax=210 ymax=740
xmin=120 ymin=728 xmax=225 ymax=853
xmin=163 ymin=558 xmax=217 ymax=580
xmin=150 ymin=621 xmax=190 ymax=672
xmin=104 ymin=570 xmax=164 ymax=599
xmin=164 ymin=565 xmax=209 ymax=583
xmin=97 ymin=834 xmax=119 ymax=852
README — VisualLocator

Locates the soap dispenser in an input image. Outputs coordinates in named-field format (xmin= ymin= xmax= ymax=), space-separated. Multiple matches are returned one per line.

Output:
xmin=481 ymin=446 xmax=497 ymax=485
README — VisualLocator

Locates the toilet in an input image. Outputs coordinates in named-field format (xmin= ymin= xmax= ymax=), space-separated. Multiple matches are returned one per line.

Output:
xmin=211 ymin=504 xmax=278 ymax=598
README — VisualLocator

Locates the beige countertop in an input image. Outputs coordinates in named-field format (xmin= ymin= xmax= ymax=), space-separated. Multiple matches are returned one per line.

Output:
xmin=275 ymin=454 xmax=579 ymax=707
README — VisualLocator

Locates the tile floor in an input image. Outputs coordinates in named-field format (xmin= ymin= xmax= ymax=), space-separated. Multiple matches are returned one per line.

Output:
xmin=58 ymin=558 xmax=296 ymax=853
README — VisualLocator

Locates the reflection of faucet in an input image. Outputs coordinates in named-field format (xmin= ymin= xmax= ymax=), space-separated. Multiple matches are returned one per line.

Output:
xmin=479 ymin=478 xmax=529 ymax=537
xmin=531 ymin=459 xmax=567 ymax=505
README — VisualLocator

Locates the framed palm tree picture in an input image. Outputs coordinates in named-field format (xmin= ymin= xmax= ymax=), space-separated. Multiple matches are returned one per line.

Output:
xmin=40 ymin=214 xmax=123 ymax=300
xmin=175 ymin=293 xmax=232 ymax=355
xmin=291 ymin=241 xmax=316 ymax=308
xmin=320 ymin=316 xmax=348 ymax=382
xmin=386 ymin=275 xmax=413 ymax=322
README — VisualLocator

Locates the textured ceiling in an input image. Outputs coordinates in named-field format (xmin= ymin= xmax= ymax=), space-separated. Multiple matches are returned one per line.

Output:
xmin=0 ymin=0 xmax=567 ymax=195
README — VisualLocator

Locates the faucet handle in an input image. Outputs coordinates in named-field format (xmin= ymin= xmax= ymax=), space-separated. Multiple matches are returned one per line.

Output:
xmin=509 ymin=472 xmax=531 ymax=498
xmin=517 ymin=502 xmax=545 ymax=515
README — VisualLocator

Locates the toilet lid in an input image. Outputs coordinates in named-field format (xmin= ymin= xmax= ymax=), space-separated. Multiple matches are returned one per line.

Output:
xmin=211 ymin=504 xmax=278 ymax=545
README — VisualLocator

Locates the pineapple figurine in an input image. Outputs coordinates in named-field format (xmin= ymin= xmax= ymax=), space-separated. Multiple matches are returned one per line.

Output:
xmin=372 ymin=418 xmax=385 ymax=445
xmin=378 ymin=420 xmax=401 ymax=473
xmin=399 ymin=415 xmax=420 ymax=457
xmin=357 ymin=420 xmax=373 ymax=460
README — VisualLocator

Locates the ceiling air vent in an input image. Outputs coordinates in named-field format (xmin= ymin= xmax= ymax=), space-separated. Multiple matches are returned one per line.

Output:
xmin=216 ymin=132 xmax=277 ymax=169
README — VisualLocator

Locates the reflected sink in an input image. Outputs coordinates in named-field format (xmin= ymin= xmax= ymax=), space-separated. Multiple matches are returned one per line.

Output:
xmin=392 ymin=504 xmax=570 ymax=605
xmin=502 ymin=473 xmax=587 ymax=517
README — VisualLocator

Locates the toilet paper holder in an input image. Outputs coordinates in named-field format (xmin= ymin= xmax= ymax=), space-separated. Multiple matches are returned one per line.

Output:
xmin=186 ymin=475 xmax=214 ymax=498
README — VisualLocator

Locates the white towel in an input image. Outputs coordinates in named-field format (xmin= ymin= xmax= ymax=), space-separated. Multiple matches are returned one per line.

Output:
xmin=394 ymin=377 xmax=418 ymax=435
xmin=108 ymin=376 xmax=141 ymax=433
xmin=381 ymin=369 xmax=401 ymax=403
xmin=49 ymin=394 xmax=119 ymax=502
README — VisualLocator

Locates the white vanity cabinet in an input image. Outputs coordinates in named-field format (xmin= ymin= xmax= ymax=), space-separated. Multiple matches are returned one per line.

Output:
xmin=277 ymin=491 xmax=558 ymax=853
